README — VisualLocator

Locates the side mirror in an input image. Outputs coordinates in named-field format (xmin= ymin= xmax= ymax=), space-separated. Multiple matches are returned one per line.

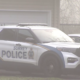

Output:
xmin=26 ymin=37 xmax=36 ymax=43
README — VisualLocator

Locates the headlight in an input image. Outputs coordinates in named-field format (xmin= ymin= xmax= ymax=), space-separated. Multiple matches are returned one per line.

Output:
xmin=67 ymin=57 xmax=78 ymax=63
xmin=56 ymin=47 xmax=76 ymax=53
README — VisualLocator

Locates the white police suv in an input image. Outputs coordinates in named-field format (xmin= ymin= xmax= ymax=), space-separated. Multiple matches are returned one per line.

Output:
xmin=0 ymin=24 xmax=80 ymax=77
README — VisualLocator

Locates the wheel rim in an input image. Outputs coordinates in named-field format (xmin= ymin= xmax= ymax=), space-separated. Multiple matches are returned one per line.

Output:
xmin=44 ymin=60 xmax=55 ymax=76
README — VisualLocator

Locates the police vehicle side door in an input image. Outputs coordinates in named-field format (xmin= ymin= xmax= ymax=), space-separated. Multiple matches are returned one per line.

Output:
xmin=16 ymin=29 xmax=38 ymax=66
xmin=0 ymin=28 xmax=18 ymax=70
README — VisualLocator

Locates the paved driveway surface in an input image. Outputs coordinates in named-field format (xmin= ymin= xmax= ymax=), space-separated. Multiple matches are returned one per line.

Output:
xmin=0 ymin=70 xmax=80 ymax=80
xmin=61 ymin=75 xmax=80 ymax=80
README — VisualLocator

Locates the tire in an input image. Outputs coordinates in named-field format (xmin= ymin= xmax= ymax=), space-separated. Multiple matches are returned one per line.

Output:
xmin=41 ymin=55 xmax=61 ymax=77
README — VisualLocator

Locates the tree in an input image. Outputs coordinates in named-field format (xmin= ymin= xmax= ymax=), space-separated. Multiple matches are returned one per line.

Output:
xmin=60 ymin=0 xmax=80 ymax=24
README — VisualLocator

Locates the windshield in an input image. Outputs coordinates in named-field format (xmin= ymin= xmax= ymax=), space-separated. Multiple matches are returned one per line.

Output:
xmin=32 ymin=28 xmax=74 ymax=43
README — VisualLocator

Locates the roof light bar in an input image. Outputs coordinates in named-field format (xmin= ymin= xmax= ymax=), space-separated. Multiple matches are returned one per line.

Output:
xmin=18 ymin=23 xmax=47 ymax=26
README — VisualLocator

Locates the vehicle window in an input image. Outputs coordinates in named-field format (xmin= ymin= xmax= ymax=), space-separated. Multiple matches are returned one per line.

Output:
xmin=71 ymin=36 xmax=80 ymax=43
xmin=0 ymin=28 xmax=17 ymax=41
xmin=70 ymin=36 xmax=76 ymax=41
xmin=17 ymin=29 xmax=33 ymax=42
xmin=77 ymin=37 xmax=80 ymax=42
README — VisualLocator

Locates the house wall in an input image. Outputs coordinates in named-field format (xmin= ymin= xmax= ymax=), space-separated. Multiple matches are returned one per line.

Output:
xmin=0 ymin=0 xmax=60 ymax=27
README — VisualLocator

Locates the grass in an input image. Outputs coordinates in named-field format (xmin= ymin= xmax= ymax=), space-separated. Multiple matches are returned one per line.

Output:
xmin=0 ymin=76 xmax=62 ymax=80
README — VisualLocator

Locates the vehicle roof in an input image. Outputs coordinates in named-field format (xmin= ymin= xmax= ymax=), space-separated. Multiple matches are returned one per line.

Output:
xmin=68 ymin=34 xmax=80 ymax=37
xmin=0 ymin=25 xmax=57 ymax=30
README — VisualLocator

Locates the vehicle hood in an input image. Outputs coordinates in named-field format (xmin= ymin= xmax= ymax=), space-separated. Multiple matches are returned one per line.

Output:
xmin=41 ymin=42 xmax=80 ymax=48
xmin=39 ymin=42 xmax=80 ymax=57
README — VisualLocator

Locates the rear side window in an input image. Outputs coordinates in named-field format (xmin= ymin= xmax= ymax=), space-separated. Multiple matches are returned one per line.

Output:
xmin=0 ymin=28 xmax=17 ymax=41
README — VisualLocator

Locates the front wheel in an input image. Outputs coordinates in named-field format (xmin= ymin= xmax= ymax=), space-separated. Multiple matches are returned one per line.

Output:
xmin=42 ymin=56 xmax=61 ymax=77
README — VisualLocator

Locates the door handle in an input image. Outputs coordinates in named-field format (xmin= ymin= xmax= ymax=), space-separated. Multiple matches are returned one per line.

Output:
xmin=16 ymin=44 xmax=21 ymax=46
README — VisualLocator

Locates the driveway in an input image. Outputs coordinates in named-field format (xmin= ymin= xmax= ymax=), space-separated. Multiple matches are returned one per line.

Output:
xmin=0 ymin=70 xmax=80 ymax=80
xmin=61 ymin=75 xmax=80 ymax=80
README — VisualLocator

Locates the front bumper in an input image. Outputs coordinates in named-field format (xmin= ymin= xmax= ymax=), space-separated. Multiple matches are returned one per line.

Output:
xmin=62 ymin=52 xmax=80 ymax=69
xmin=62 ymin=65 xmax=80 ymax=75
xmin=61 ymin=52 xmax=80 ymax=74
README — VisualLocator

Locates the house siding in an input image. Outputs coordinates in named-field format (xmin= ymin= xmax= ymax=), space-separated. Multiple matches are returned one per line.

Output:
xmin=0 ymin=0 xmax=60 ymax=27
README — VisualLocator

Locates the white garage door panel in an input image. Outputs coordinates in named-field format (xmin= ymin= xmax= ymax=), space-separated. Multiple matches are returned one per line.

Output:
xmin=0 ymin=11 xmax=51 ymax=26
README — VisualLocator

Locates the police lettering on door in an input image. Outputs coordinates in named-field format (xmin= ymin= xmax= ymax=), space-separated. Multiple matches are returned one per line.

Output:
xmin=1 ymin=46 xmax=28 ymax=59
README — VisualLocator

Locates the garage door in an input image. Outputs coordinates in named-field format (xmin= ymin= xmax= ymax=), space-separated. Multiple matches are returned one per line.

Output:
xmin=0 ymin=10 xmax=51 ymax=26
